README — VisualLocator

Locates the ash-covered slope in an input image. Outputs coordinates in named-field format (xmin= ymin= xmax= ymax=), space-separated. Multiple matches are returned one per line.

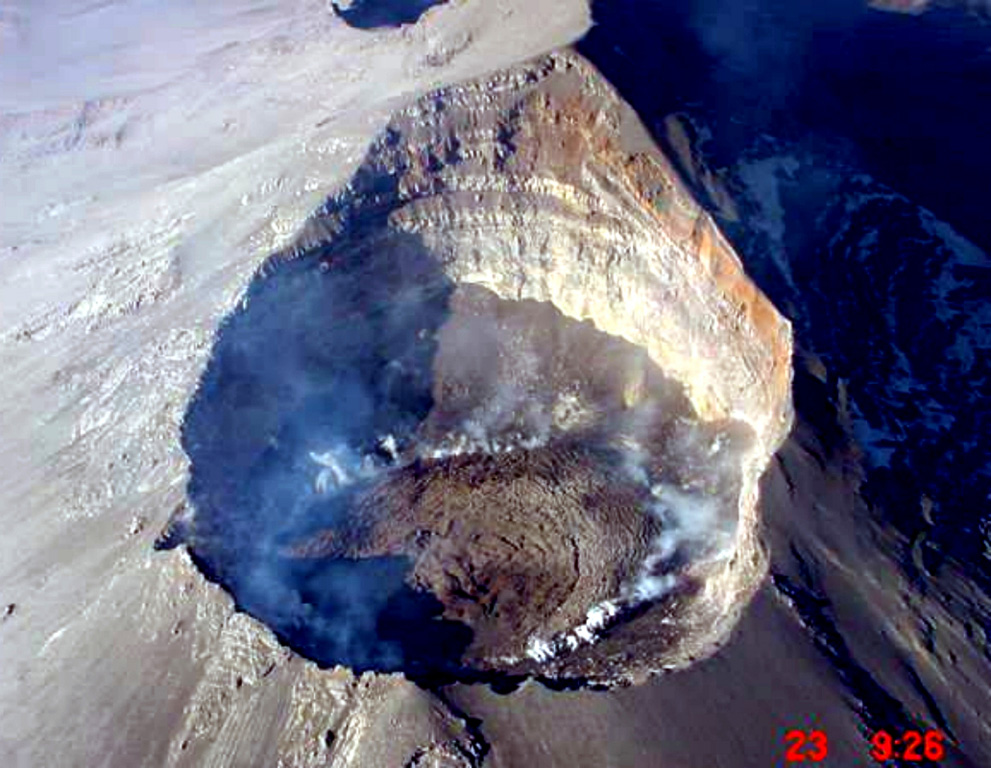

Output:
xmin=180 ymin=51 xmax=792 ymax=686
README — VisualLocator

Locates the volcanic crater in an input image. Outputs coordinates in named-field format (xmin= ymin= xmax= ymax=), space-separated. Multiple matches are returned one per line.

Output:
xmin=176 ymin=51 xmax=793 ymax=687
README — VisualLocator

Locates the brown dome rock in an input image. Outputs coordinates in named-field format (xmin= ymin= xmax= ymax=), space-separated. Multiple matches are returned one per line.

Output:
xmin=182 ymin=50 xmax=793 ymax=686
xmin=344 ymin=446 xmax=659 ymax=662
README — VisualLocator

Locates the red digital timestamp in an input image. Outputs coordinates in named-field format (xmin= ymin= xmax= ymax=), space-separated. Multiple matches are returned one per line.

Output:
xmin=869 ymin=730 xmax=946 ymax=763
xmin=783 ymin=728 xmax=947 ymax=763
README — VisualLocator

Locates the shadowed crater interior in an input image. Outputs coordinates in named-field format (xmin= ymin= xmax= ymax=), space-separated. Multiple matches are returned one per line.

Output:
xmin=179 ymin=226 xmax=750 ymax=682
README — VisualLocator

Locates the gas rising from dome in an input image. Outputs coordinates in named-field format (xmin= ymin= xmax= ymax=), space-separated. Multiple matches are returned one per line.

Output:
xmin=176 ymin=51 xmax=793 ymax=687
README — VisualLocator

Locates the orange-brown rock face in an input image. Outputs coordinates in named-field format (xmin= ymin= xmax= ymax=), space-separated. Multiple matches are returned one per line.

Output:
xmin=183 ymin=51 xmax=793 ymax=685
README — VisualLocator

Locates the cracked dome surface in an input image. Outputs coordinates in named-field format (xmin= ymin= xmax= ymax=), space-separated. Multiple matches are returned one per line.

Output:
xmin=177 ymin=52 xmax=793 ymax=686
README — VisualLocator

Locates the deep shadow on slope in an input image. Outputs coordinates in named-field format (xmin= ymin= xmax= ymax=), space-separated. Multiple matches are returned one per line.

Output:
xmin=330 ymin=0 xmax=447 ymax=29
xmin=579 ymin=0 xmax=991 ymax=252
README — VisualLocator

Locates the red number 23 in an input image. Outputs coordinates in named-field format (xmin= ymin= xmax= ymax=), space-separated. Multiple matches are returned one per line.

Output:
xmin=785 ymin=729 xmax=829 ymax=762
